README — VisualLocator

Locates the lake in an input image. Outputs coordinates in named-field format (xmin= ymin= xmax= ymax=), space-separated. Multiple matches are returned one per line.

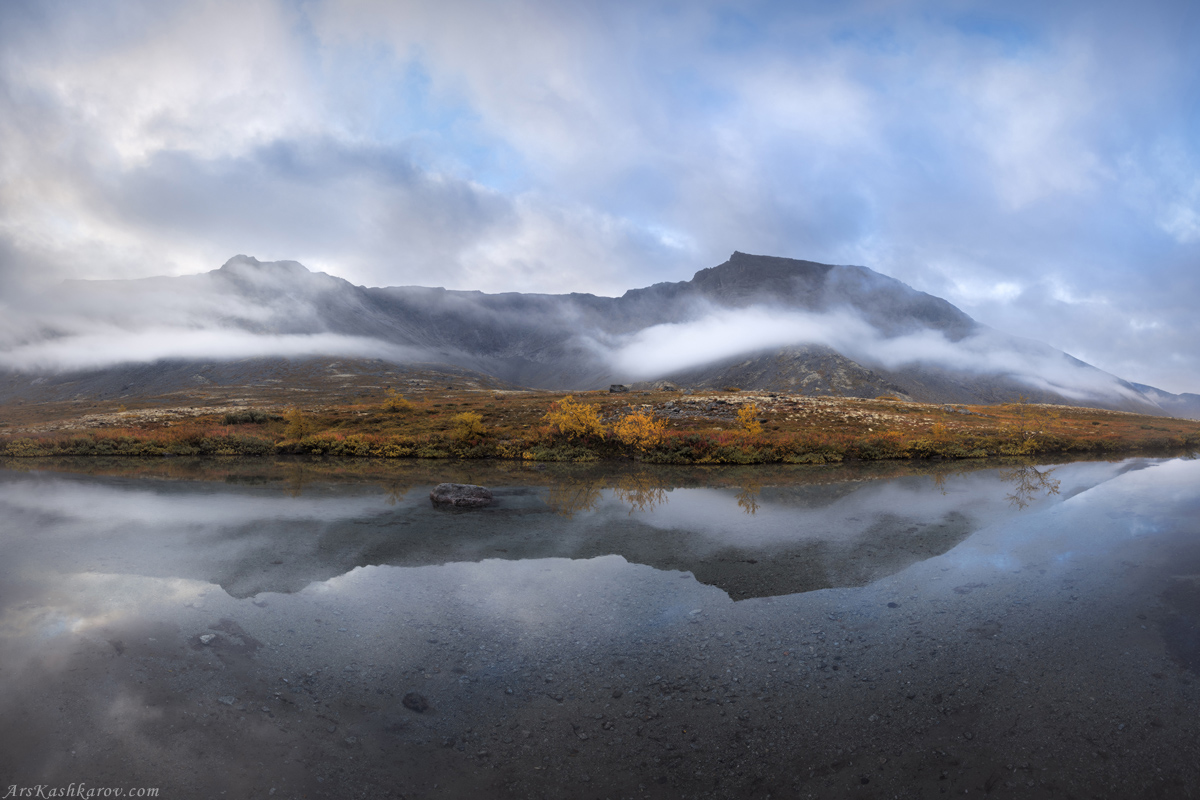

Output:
xmin=0 ymin=455 xmax=1197 ymax=798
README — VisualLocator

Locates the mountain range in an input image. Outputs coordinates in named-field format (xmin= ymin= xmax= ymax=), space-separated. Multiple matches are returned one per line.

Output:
xmin=2 ymin=251 xmax=1197 ymax=418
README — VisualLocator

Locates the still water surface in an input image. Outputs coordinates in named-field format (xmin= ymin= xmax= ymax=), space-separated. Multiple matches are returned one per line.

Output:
xmin=0 ymin=456 xmax=1197 ymax=798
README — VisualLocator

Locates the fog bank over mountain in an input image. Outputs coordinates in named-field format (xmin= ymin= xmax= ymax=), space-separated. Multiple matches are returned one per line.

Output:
xmin=0 ymin=252 xmax=1195 ymax=417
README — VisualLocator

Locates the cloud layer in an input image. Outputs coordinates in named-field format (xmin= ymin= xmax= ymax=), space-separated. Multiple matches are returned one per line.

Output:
xmin=1 ymin=1 xmax=1198 ymax=390
xmin=602 ymin=304 xmax=1145 ymax=404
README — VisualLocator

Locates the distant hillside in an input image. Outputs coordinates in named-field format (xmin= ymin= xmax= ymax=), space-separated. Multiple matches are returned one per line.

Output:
xmin=1131 ymin=384 xmax=1200 ymax=420
xmin=1 ymin=252 xmax=1195 ymax=416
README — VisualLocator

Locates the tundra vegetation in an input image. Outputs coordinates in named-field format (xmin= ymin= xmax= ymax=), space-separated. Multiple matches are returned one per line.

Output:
xmin=1 ymin=389 xmax=1198 ymax=464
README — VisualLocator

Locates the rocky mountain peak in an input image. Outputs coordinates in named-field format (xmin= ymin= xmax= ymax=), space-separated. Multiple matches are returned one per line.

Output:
xmin=217 ymin=255 xmax=313 ymax=278
xmin=690 ymin=252 xmax=836 ymax=301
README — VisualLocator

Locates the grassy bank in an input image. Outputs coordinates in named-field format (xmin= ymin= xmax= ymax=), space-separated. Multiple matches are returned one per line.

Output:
xmin=2 ymin=390 xmax=1198 ymax=464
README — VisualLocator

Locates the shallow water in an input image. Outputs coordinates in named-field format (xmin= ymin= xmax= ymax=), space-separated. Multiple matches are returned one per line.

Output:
xmin=0 ymin=456 xmax=1198 ymax=798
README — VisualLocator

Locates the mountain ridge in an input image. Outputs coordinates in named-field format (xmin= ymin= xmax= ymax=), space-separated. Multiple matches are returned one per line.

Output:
xmin=2 ymin=252 xmax=1196 ymax=418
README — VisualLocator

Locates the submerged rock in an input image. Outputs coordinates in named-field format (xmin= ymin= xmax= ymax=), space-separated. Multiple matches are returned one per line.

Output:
xmin=402 ymin=692 xmax=430 ymax=713
xmin=430 ymin=483 xmax=494 ymax=508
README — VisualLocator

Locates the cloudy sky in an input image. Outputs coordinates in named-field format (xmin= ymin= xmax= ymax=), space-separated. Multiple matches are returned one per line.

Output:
xmin=1 ymin=0 xmax=1198 ymax=392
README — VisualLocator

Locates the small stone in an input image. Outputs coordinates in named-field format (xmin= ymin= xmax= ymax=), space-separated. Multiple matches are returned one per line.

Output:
xmin=217 ymin=696 xmax=236 ymax=705
xmin=887 ymin=602 xmax=900 ymax=608
xmin=612 ymin=688 xmax=624 ymax=699
xmin=403 ymin=692 xmax=430 ymax=713
xmin=199 ymin=634 xmax=216 ymax=645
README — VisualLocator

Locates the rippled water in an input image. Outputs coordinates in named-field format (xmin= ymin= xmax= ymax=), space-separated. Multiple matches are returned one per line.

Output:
xmin=0 ymin=456 xmax=1197 ymax=798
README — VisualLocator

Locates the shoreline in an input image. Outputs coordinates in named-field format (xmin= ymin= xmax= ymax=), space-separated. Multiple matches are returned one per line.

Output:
xmin=3 ymin=390 xmax=1198 ymax=465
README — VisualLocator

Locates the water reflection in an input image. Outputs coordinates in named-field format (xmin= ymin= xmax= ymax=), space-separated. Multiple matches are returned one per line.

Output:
xmin=0 ymin=456 xmax=1121 ymax=602
xmin=2 ymin=456 xmax=1199 ymax=797
xmin=999 ymin=464 xmax=1062 ymax=509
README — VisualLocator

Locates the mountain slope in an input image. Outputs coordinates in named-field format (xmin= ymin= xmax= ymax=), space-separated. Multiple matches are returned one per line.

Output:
xmin=1 ymin=252 xmax=1192 ymax=416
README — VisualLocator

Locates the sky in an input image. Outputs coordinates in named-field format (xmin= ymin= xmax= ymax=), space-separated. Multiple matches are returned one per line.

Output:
xmin=1 ymin=0 xmax=1198 ymax=392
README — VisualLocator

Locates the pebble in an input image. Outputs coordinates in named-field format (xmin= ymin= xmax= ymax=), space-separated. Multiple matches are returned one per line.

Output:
xmin=199 ymin=634 xmax=216 ymax=645
xmin=403 ymin=692 xmax=430 ymax=713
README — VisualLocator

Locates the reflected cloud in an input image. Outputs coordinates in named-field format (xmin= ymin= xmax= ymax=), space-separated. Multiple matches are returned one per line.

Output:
xmin=0 ymin=458 xmax=1138 ymax=603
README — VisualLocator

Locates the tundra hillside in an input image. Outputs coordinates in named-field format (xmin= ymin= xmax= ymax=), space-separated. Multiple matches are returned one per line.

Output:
xmin=2 ymin=389 xmax=1198 ymax=464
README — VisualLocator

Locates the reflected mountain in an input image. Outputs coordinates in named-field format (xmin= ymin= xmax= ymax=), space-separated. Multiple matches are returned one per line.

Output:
xmin=0 ymin=457 xmax=1105 ymax=602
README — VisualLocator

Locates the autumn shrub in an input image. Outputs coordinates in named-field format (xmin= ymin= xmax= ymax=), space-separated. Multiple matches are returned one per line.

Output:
xmin=521 ymin=443 xmax=602 ymax=462
xmin=222 ymin=409 xmax=279 ymax=425
xmin=851 ymin=431 xmax=906 ymax=459
xmin=283 ymin=407 xmax=312 ymax=440
xmin=736 ymin=404 xmax=763 ymax=435
xmin=612 ymin=410 xmax=667 ymax=452
xmin=542 ymin=396 xmax=606 ymax=442
xmin=381 ymin=389 xmax=413 ymax=414
xmin=451 ymin=411 xmax=487 ymax=440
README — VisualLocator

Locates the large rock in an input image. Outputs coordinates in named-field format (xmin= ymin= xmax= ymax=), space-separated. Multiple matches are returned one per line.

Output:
xmin=430 ymin=483 xmax=494 ymax=508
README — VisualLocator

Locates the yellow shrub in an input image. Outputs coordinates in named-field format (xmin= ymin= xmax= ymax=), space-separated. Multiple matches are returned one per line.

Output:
xmin=284 ymin=407 xmax=311 ymax=440
xmin=612 ymin=410 xmax=667 ymax=451
xmin=451 ymin=411 xmax=487 ymax=440
xmin=5 ymin=438 xmax=45 ymax=457
xmin=381 ymin=389 xmax=413 ymax=413
xmin=736 ymin=404 xmax=763 ymax=435
xmin=542 ymin=396 xmax=606 ymax=441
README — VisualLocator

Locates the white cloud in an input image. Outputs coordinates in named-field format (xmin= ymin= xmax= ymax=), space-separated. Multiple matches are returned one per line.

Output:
xmin=599 ymin=303 xmax=1145 ymax=404
xmin=0 ymin=329 xmax=426 ymax=373
xmin=21 ymin=1 xmax=317 ymax=165
xmin=0 ymin=1 xmax=1198 ymax=391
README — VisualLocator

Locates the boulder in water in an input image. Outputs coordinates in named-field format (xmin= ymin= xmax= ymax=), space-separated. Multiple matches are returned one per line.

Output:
xmin=430 ymin=483 xmax=494 ymax=508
